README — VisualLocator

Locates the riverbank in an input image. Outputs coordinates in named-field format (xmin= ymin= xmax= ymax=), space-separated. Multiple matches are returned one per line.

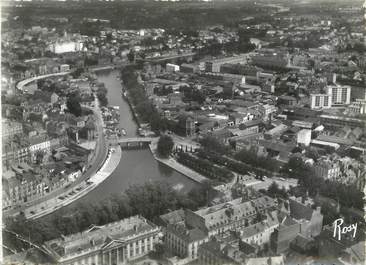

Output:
xmin=149 ymin=139 xmax=208 ymax=184
xmin=122 ymin=92 xmax=142 ymax=128
xmin=4 ymin=83 xmax=111 ymax=218
xmin=26 ymin=145 xmax=122 ymax=220
xmin=16 ymin=72 xmax=70 ymax=91
xmin=118 ymin=69 xmax=207 ymax=184
xmin=40 ymin=70 xmax=198 ymax=211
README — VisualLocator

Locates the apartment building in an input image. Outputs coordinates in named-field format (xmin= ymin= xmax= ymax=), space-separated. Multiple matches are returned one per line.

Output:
xmin=310 ymin=94 xmax=332 ymax=109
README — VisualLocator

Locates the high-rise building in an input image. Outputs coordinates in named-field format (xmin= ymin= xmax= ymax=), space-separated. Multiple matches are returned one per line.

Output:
xmin=325 ymin=85 xmax=351 ymax=106
xmin=310 ymin=94 xmax=332 ymax=109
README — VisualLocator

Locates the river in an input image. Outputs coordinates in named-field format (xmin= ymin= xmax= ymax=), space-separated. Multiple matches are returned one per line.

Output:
xmin=55 ymin=69 xmax=198 ymax=209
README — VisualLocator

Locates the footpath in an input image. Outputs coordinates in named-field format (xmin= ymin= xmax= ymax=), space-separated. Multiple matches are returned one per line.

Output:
xmin=25 ymin=146 xmax=122 ymax=220
xmin=149 ymin=138 xmax=208 ymax=184
xmin=16 ymin=72 xmax=70 ymax=90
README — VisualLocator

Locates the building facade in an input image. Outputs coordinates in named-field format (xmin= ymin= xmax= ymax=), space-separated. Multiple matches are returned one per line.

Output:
xmin=325 ymin=85 xmax=351 ymax=106
xmin=205 ymin=55 xmax=249 ymax=73
xmin=2 ymin=119 xmax=23 ymax=142
xmin=310 ymin=94 xmax=332 ymax=109
xmin=44 ymin=216 xmax=160 ymax=265
xmin=320 ymin=114 xmax=366 ymax=129
xmin=348 ymin=99 xmax=366 ymax=114
xmin=314 ymin=158 xmax=341 ymax=180
xmin=162 ymin=196 xmax=276 ymax=263
xmin=296 ymin=129 xmax=312 ymax=146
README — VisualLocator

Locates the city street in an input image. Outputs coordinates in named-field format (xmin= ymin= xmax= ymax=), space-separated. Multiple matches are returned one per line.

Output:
xmin=3 ymin=94 xmax=108 ymax=218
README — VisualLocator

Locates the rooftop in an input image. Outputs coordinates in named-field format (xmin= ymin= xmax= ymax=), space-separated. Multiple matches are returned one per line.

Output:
xmin=44 ymin=216 xmax=158 ymax=259
xmin=194 ymin=196 xmax=276 ymax=230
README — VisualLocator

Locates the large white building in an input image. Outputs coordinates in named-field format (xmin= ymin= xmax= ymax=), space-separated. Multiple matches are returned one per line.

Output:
xmin=325 ymin=85 xmax=351 ymax=106
xmin=49 ymin=41 xmax=84 ymax=54
xmin=297 ymin=129 xmax=312 ymax=146
xmin=348 ymin=99 xmax=366 ymax=114
xmin=166 ymin=63 xmax=180 ymax=72
xmin=44 ymin=216 xmax=160 ymax=265
xmin=310 ymin=94 xmax=332 ymax=109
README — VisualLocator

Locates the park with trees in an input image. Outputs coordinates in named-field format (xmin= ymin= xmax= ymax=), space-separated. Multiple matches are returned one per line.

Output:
xmin=176 ymin=151 xmax=234 ymax=184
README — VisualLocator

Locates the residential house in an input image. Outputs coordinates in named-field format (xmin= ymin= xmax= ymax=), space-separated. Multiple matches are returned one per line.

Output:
xmin=2 ymin=141 xmax=30 ymax=170
xmin=2 ymin=119 xmax=23 ymax=142
xmin=271 ymin=197 xmax=323 ymax=254
xmin=198 ymin=240 xmax=244 ymax=265
xmin=3 ymin=164 xmax=48 ymax=207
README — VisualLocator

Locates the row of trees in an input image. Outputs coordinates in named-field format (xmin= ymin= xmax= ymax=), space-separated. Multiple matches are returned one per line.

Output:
xmin=197 ymin=149 xmax=249 ymax=174
xmin=199 ymin=136 xmax=230 ymax=155
xmin=96 ymin=83 xmax=108 ymax=107
xmin=157 ymin=135 xmax=174 ymax=158
xmin=4 ymin=182 xmax=208 ymax=252
xmin=121 ymin=66 xmax=167 ymax=133
xmin=234 ymin=149 xmax=280 ymax=173
xmin=196 ymin=148 xmax=278 ymax=178
xmin=176 ymin=151 xmax=234 ymax=184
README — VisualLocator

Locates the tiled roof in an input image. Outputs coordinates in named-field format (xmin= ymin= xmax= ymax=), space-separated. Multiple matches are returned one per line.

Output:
xmin=346 ymin=241 xmax=365 ymax=262
xmin=195 ymin=196 xmax=276 ymax=230
xmin=241 ymin=210 xmax=280 ymax=239
xmin=289 ymin=198 xmax=315 ymax=221
xmin=159 ymin=209 xmax=185 ymax=226
xmin=200 ymin=240 xmax=238 ymax=263
xmin=168 ymin=223 xmax=206 ymax=243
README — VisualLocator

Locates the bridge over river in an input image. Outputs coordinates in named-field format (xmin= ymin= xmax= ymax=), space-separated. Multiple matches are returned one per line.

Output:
xmin=114 ymin=137 xmax=156 ymax=149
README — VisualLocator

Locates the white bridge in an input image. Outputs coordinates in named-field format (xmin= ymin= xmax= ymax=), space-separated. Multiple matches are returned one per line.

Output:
xmin=118 ymin=137 xmax=154 ymax=143
xmin=116 ymin=137 xmax=156 ymax=149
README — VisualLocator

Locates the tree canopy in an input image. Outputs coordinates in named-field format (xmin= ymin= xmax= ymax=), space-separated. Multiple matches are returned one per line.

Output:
xmin=66 ymin=93 xmax=82 ymax=117
xmin=4 ymin=181 xmax=207 ymax=252
xmin=157 ymin=135 xmax=174 ymax=158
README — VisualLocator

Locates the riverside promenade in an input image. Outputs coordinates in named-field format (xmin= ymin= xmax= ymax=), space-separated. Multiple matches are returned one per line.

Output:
xmin=25 ymin=146 xmax=122 ymax=220
xmin=16 ymin=72 xmax=70 ymax=90
xmin=149 ymin=139 xmax=208 ymax=184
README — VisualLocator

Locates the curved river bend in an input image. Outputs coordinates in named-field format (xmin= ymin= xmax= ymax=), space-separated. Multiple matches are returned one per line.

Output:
xmin=42 ymin=69 xmax=198 ymax=218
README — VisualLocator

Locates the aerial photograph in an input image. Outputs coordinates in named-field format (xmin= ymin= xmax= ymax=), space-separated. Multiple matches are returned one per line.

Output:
xmin=1 ymin=0 xmax=365 ymax=264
